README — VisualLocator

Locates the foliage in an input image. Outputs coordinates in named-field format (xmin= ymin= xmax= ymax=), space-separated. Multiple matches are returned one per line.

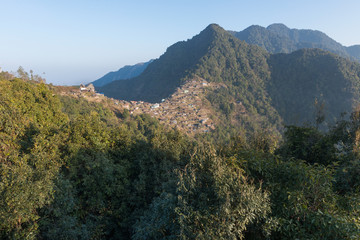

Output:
xmin=133 ymin=144 xmax=272 ymax=240
xmin=0 ymin=78 xmax=67 ymax=238
xmin=16 ymin=66 xmax=46 ymax=83
xmin=223 ymin=135 xmax=360 ymax=239
xmin=2 ymin=54 xmax=360 ymax=239
xmin=278 ymin=125 xmax=336 ymax=165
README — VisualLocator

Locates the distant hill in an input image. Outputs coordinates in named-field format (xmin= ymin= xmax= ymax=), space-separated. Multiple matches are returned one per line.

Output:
xmin=98 ymin=24 xmax=360 ymax=134
xmin=347 ymin=45 xmax=360 ymax=61
xmin=231 ymin=23 xmax=360 ymax=62
xmin=91 ymin=60 xmax=153 ymax=87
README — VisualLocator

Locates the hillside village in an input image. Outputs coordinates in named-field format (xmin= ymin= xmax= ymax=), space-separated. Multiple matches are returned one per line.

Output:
xmin=57 ymin=77 xmax=235 ymax=135
xmin=121 ymin=78 xmax=217 ymax=134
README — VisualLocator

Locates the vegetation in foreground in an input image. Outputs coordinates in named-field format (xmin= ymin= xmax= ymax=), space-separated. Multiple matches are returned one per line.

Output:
xmin=1 ymin=72 xmax=360 ymax=239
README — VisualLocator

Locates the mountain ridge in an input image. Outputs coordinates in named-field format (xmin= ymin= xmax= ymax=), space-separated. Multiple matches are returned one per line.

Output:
xmin=94 ymin=23 xmax=360 ymax=89
xmin=91 ymin=60 xmax=153 ymax=87
xmin=98 ymin=23 xmax=360 ymax=135
xmin=231 ymin=23 xmax=360 ymax=62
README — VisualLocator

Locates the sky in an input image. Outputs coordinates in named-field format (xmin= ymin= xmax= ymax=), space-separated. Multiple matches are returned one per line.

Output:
xmin=0 ymin=0 xmax=360 ymax=85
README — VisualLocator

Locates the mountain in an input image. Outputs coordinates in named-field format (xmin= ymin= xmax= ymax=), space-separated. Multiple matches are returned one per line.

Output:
xmin=98 ymin=24 xmax=360 ymax=134
xmin=347 ymin=45 xmax=360 ymax=61
xmin=229 ymin=24 xmax=298 ymax=54
xmin=95 ymin=23 xmax=360 ymax=90
xmin=231 ymin=23 xmax=360 ymax=62
xmin=91 ymin=60 xmax=153 ymax=87
xmin=98 ymin=24 xmax=218 ymax=103
xmin=268 ymin=48 xmax=360 ymax=126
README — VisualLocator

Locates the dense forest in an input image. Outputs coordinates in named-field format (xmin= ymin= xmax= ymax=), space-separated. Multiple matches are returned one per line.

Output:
xmin=1 ymin=68 xmax=360 ymax=239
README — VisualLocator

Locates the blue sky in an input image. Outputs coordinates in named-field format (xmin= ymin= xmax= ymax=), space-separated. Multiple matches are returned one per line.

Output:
xmin=1 ymin=0 xmax=359 ymax=85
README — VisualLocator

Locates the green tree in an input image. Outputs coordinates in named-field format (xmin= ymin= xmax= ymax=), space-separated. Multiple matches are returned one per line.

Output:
xmin=133 ymin=144 xmax=273 ymax=239
xmin=0 ymin=78 xmax=67 ymax=239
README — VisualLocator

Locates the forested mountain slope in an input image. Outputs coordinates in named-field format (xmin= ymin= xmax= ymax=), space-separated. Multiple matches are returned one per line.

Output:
xmin=268 ymin=48 xmax=360 ymax=126
xmin=232 ymin=23 xmax=360 ymax=62
xmin=98 ymin=24 xmax=286 ymax=139
xmin=347 ymin=45 xmax=360 ymax=61
xmin=94 ymin=23 xmax=360 ymax=91
xmin=99 ymin=24 xmax=360 ymax=133
xmin=97 ymin=25 xmax=220 ymax=102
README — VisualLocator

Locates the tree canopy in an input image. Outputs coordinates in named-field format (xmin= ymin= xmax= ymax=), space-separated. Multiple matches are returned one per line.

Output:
xmin=1 ymin=70 xmax=360 ymax=239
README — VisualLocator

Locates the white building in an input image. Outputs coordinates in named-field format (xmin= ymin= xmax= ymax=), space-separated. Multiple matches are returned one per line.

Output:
xmin=151 ymin=103 xmax=160 ymax=109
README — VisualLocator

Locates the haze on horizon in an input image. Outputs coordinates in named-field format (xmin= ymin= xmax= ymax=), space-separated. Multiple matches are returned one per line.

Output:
xmin=1 ymin=0 xmax=359 ymax=85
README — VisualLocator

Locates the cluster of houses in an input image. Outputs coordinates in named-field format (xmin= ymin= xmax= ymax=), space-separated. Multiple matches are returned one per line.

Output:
xmin=120 ymin=77 xmax=216 ymax=134
xmin=61 ymin=77 xmax=241 ymax=135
